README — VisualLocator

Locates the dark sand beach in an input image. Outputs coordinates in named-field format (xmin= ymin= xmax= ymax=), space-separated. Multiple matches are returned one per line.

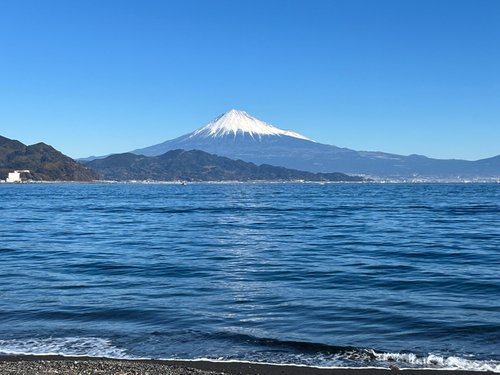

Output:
xmin=0 ymin=356 xmax=487 ymax=375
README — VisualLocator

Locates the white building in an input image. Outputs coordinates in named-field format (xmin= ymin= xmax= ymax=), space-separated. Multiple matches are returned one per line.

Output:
xmin=5 ymin=170 xmax=30 ymax=183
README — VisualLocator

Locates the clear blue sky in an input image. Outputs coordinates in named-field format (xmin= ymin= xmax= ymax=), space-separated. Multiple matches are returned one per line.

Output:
xmin=1 ymin=0 xmax=499 ymax=160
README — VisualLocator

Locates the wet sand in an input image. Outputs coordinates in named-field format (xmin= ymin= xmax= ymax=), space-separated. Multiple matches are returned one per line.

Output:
xmin=0 ymin=356 xmax=487 ymax=375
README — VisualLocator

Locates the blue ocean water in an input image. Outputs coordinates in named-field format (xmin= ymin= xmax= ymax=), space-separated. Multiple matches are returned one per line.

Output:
xmin=0 ymin=183 xmax=499 ymax=371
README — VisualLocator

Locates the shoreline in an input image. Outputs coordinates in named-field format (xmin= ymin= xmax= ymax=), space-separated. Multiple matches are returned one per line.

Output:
xmin=0 ymin=356 xmax=491 ymax=375
xmin=1 ymin=180 xmax=500 ymax=184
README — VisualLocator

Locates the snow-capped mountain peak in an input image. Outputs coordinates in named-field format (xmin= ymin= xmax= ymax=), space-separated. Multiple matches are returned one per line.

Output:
xmin=189 ymin=109 xmax=313 ymax=141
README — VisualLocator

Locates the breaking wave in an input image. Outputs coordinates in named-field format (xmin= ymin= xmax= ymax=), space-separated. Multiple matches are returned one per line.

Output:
xmin=370 ymin=351 xmax=500 ymax=372
xmin=0 ymin=337 xmax=129 ymax=358
xmin=1 ymin=336 xmax=499 ymax=372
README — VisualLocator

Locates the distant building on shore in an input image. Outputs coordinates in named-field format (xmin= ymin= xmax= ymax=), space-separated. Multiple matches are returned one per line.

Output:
xmin=4 ymin=170 xmax=30 ymax=183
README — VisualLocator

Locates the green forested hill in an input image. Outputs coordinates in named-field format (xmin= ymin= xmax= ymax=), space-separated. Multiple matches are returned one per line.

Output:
xmin=0 ymin=136 xmax=101 ymax=181
xmin=83 ymin=149 xmax=367 ymax=182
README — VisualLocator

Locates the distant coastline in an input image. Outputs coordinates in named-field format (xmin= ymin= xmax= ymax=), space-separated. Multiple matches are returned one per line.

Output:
xmin=1 ymin=179 xmax=500 ymax=184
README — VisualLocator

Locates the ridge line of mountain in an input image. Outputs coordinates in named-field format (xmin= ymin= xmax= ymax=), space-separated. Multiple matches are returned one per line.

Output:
xmin=81 ymin=149 xmax=369 ymax=182
xmin=0 ymin=135 xmax=101 ymax=182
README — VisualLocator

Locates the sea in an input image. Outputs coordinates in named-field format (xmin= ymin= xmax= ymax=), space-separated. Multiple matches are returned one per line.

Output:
xmin=1 ymin=183 xmax=499 ymax=371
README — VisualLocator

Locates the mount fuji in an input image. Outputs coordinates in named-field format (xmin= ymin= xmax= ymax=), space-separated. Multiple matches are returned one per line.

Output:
xmin=131 ymin=109 xmax=322 ymax=157
xmin=130 ymin=109 xmax=356 ymax=171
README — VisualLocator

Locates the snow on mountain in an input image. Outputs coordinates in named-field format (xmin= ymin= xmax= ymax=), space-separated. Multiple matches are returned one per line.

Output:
xmin=189 ymin=109 xmax=313 ymax=141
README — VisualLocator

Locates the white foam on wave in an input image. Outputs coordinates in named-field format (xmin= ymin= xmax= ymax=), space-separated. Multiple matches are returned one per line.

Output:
xmin=213 ymin=348 xmax=500 ymax=372
xmin=0 ymin=337 xmax=129 ymax=359
xmin=1 ymin=337 xmax=499 ymax=373
xmin=371 ymin=351 xmax=500 ymax=372
xmin=158 ymin=351 xmax=500 ymax=373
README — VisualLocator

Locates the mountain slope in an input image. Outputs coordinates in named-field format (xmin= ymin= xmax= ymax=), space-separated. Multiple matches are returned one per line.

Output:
xmin=125 ymin=110 xmax=500 ymax=180
xmin=130 ymin=109 xmax=328 ymax=157
xmin=0 ymin=135 xmax=101 ymax=181
xmin=83 ymin=149 xmax=367 ymax=182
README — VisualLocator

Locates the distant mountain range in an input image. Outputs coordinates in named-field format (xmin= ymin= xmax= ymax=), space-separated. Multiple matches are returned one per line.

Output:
xmin=6 ymin=108 xmax=500 ymax=182
xmin=99 ymin=109 xmax=499 ymax=181
xmin=0 ymin=136 xmax=101 ymax=182
xmin=82 ymin=149 xmax=367 ymax=182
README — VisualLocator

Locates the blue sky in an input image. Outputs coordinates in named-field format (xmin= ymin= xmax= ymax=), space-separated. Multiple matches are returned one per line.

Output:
xmin=1 ymin=0 xmax=499 ymax=160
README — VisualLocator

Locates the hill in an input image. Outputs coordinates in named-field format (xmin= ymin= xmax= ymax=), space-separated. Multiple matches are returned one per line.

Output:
xmin=83 ymin=149 xmax=367 ymax=182
xmin=0 ymin=136 xmax=101 ymax=182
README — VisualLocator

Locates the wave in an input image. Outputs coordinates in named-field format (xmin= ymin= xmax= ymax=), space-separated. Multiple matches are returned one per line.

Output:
xmin=0 ymin=337 xmax=128 ymax=358
xmin=211 ymin=333 xmax=500 ymax=372
xmin=1 ymin=336 xmax=498 ymax=372
xmin=371 ymin=351 xmax=500 ymax=372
